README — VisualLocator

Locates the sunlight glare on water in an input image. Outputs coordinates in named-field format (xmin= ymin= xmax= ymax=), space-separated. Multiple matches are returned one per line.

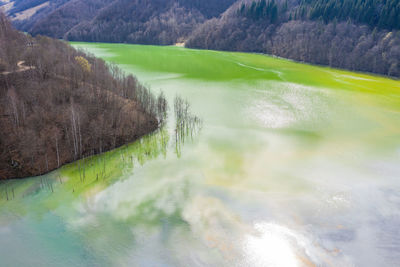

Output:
xmin=243 ymin=223 xmax=301 ymax=267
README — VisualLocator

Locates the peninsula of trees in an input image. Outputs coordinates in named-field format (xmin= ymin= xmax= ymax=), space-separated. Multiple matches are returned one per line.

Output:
xmin=0 ymin=13 xmax=167 ymax=179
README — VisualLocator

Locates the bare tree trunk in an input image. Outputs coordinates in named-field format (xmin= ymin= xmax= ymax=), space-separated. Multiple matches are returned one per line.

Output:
xmin=70 ymin=104 xmax=78 ymax=159
xmin=55 ymin=135 xmax=60 ymax=168
xmin=77 ymin=112 xmax=82 ymax=157
xmin=45 ymin=153 xmax=49 ymax=172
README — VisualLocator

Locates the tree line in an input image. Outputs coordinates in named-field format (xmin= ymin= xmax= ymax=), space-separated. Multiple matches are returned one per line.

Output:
xmin=237 ymin=0 xmax=400 ymax=31
xmin=305 ymin=0 xmax=400 ymax=31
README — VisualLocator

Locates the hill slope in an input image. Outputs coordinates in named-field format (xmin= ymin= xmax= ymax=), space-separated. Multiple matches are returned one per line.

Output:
xmin=3 ymin=0 xmax=237 ymax=44
xmin=0 ymin=13 xmax=167 ymax=179
xmin=186 ymin=0 xmax=400 ymax=77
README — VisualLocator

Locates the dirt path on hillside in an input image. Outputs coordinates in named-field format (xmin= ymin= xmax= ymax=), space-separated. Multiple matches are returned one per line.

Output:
xmin=0 ymin=61 xmax=35 ymax=75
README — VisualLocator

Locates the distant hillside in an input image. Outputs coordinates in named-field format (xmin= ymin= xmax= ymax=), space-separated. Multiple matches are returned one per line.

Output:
xmin=64 ymin=0 xmax=206 ymax=44
xmin=1 ymin=0 xmax=70 ymax=29
xmin=2 ymin=0 xmax=237 ymax=44
xmin=3 ymin=0 xmax=400 ymax=77
xmin=0 ymin=13 xmax=167 ymax=179
xmin=186 ymin=0 xmax=400 ymax=77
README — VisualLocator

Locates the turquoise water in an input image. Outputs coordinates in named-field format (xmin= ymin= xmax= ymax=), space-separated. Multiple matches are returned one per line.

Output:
xmin=0 ymin=43 xmax=400 ymax=266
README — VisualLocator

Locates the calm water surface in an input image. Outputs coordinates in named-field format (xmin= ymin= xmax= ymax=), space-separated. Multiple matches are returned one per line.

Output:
xmin=0 ymin=43 xmax=400 ymax=266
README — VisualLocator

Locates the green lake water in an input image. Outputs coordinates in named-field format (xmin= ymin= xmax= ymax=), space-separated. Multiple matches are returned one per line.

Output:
xmin=1 ymin=43 xmax=400 ymax=266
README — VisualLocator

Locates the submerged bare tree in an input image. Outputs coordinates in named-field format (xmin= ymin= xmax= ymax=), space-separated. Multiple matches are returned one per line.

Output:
xmin=174 ymin=96 xmax=202 ymax=157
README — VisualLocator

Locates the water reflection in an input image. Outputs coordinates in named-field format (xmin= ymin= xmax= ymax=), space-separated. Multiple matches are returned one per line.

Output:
xmin=0 ymin=127 xmax=170 ymax=203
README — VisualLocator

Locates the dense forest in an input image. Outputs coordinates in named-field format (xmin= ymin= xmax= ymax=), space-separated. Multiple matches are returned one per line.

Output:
xmin=236 ymin=0 xmax=400 ymax=31
xmin=3 ymin=0 xmax=400 ymax=77
xmin=0 ymin=13 xmax=167 ymax=179
xmin=64 ymin=0 xmax=206 ymax=44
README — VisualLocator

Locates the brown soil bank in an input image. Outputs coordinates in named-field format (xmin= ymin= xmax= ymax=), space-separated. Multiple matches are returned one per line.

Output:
xmin=0 ymin=13 xmax=167 ymax=179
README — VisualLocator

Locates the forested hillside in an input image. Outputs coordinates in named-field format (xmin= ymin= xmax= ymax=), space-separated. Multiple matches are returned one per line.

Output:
xmin=234 ymin=0 xmax=400 ymax=31
xmin=26 ymin=0 xmax=114 ymax=39
xmin=302 ymin=0 xmax=400 ymax=30
xmin=187 ymin=0 xmax=400 ymax=77
xmin=0 ymin=13 xmax=167 ymax=179
xmin=3 ymin=0 xmax=400 ymax=77
xmin=64 ymin=0 xmax=206 ymax=44
xmin=3 ymin=0 xmax=236 ymax=44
